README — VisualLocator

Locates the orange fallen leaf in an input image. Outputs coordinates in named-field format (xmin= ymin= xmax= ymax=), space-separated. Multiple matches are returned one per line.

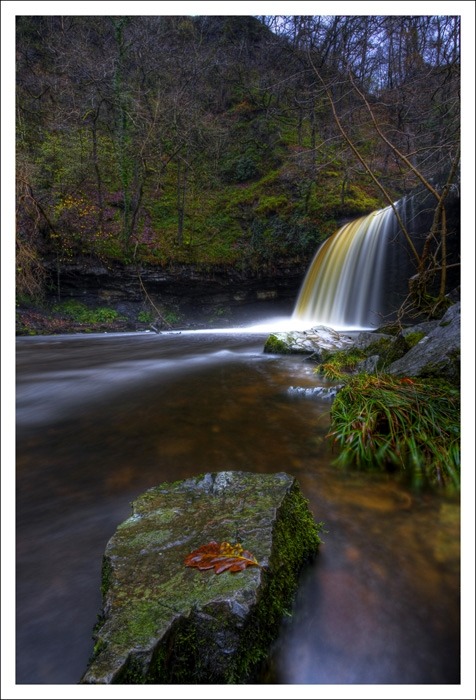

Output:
xmin=400 ymin=377 xmax=415 ymax=385
xmin=184 ymin=541 xmax=260 ymax=574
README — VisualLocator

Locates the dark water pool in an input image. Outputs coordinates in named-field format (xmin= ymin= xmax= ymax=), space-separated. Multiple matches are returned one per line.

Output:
xmin=14 ymin=328 xmax=462 ymax=688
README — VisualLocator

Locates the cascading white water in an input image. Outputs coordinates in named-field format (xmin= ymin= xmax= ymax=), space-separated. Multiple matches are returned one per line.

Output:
xmin=293 ymin=202 xmax=407 ymax=330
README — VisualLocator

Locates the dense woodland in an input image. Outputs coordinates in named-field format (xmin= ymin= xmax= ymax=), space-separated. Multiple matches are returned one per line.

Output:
xmin=16 ymin=14 xmax=460 ymax=315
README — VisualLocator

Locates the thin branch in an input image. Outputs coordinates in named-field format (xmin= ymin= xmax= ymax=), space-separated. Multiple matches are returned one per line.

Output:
xmin=347 ymin=69 xmax=442 ymax=203
xmin=307 ymin=52 xmax=421 ymax=264
xmin=131 ymin=240 xmax=172 ymax=332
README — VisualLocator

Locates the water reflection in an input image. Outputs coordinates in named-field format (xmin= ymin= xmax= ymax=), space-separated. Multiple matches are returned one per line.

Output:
xmin=15 ymin=331 xmax=460 ymax=685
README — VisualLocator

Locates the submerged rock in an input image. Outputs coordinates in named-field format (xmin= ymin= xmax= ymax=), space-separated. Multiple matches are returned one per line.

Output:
xmin=80 ymin=471 xmax=322 ymax=684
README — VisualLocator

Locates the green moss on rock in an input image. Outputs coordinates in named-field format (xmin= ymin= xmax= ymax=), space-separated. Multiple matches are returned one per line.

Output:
xmin=418 ymin=350 xmax=461 ymax=385
xmin=404 ymin=331 xmax=426 ymax=348
xmin=81 ymin=471 xmax=322 ymax=684
xmin=263 ymin=333 xmax=295 ymax=354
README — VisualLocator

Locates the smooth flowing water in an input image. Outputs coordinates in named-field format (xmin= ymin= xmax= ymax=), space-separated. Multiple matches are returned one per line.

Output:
xmin=15 ymin=327 xmax=461 ymax=686
xmin=293 ymin=203 xmax=411 ymax=329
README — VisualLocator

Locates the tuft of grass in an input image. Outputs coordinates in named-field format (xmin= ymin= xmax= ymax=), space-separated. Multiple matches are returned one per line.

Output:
xmin=315 ymin=348 xmax=367 ymax=380
xmin=327 ymin=373 xmax=460 ymax=492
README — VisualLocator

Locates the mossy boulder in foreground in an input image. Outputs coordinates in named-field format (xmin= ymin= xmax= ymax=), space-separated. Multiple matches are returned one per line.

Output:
xmin=80 ymin=471 xmax=322 ymax=684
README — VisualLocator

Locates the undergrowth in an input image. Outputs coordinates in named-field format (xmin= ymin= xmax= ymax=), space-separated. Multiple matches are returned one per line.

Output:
xmin=328 ymin=373 xmax=460 ymax=492
xmin=316 ymin=349 xmax=367 ymax=379
xmin=52 ymin=300 xmax=121 ymax=323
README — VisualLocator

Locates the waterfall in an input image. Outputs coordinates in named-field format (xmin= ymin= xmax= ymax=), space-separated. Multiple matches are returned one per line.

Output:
xmin=292 ymin=202 xmax=411 ymax=330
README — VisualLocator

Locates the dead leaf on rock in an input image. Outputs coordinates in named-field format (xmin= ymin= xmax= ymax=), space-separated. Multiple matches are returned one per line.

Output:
xmin=184 ymin=541 xmax=260 ymax=574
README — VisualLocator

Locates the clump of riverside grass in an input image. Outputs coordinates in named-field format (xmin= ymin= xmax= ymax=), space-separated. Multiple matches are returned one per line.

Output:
xmin=327 ymin=373 xmax=460 ymax=492
xmin=317 ymin=349 xmax=367 ymax=380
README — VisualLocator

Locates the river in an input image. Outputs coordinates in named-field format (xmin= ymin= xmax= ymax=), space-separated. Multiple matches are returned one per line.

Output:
xmin=14 ymin=325 xmax=461 ymax=688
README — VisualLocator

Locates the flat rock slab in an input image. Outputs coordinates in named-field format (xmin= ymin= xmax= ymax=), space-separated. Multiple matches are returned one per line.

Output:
xmin=81 ymin=471 xmax=322 ymax=684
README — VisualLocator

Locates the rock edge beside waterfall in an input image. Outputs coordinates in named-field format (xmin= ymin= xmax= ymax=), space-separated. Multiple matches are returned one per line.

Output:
xmin=80 ymin=471 xmax=322 ymax=685
xmin=264 ymin=301 xmax=460 ymax=384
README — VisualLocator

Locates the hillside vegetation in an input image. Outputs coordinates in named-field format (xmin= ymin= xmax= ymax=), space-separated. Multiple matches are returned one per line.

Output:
xmin=16 ymin=15 xmax=460 ymax=305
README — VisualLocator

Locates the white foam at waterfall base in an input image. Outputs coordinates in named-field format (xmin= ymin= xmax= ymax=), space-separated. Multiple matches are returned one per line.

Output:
xmin=169 ymin=316 xmax=376 ymax=335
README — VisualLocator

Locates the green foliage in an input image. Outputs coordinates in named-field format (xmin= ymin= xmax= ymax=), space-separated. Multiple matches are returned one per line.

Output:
xmin=315 ymin=349 xmax=367 ymax=379
xmin=52 ymin=300 xmax=120 ymax=324
xmin=36 ymin=130 xmax=90 ymax=190
xmin=161 ymin=309 xmax=182 ymax=325
xmin=17 ymin=13 xmax=456 ymax=283
xmin=307 ymin=173 xmax=382 ymax=219
xmin=18 ymin=75 xmax=383 ymax=273
xmin=222 ymin=153 xmax=260 ymax=183
xmin=137 ymin=310 xmax=155 ymax=323
xmin=344 ymin=184 xmax=382 ymax=214
xmin=313 ymin=335 xmax=431 ymax=381
xmin=92 ymin=307 xmax=121 ymax=323
xmin=328 ymin=374 xmax=460 ymax=492
xmin=254 ymin=195 xmax=289 ymax=217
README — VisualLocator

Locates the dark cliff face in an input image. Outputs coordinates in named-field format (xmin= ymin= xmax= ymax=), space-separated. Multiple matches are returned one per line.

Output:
xmin=41 ymin=258 xmax=307 ymax=329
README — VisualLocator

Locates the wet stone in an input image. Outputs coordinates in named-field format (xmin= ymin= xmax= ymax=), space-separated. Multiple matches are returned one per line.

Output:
xmin=80 ymin=471 xmax=322 ymax=684
xmin=263 ymin=325 xmax=353 ymax=358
